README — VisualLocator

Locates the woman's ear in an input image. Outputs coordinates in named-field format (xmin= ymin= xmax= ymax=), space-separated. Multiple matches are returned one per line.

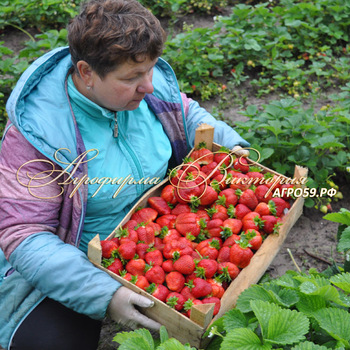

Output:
xmin=76 ymin=60 xmax=94 ymax=88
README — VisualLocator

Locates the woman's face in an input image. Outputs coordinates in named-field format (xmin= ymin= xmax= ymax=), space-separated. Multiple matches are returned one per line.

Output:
xmin=87 ymin=56 xmax=157 ymax=112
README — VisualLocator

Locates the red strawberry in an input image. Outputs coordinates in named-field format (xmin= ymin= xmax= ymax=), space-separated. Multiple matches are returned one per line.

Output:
xmin=125 ymin=258 xmax=146 ymax=276
xmin=182 ymin=158 xmax=201 ymax=174
xmin=162 ymin=259 xmax=175 ymax=273
xmin=118 ymin=241 xmax=137 ymax=260
xmin=270 ymin=197 xmax=288 ymax=217
xmin=217 ymin=188 xmax=238 ymax=207
xmin=227 ymin=171 xmax=250 ymax=191
xmin=237 ymin=189 xmax=258 ymax=210
xmin=106 ymin=258 xmax=123 ymax=275
xmin=175 ymin=212 xmax=202 ymax=238
xmin=161 ymin=184 xmax=178 ymax=206
xmin=148 ymin=196 xmax=172 ymax=215
xmin=207 ymin=278 xmax=225 ymax=299
xmin=196 ymin=238 xmax=222 ymax=260
xmin=196 ymin=259 xmax=218 ymax=279
xmin=166 ymin=292 xmax=186 ymax=311
xmin=243 ymin=229 xmax=262 ymax=251
xmin=145 ymin=265 xmax=165 ymax=284
xmin=202 ymin=296 xmax=221 ymax=315
xmin=134 ymin=275 xmax=150 ymax=291
xmin=222 ymin=234 xmax=240 ymax=247
xmin=254 ymin=201 xmax=276 ymax=216
xmin=201 ymin=161 xmax=221 ymax=178
xmin=146 ymin=283 xmax=170 ymax=303
xmin=233 ymin=156 xmax=249 ymax=173
xmin=186 ymin=277 xmax=212 ymax=299
xmin=163 ymin=237 xmax=193 ymax=260
xmin=184 ymin=299 xmax=203 ymax=318
xmin=101 ymin=240 xmax=119 ymax=259
xmin=207 ymin=204 xmax=228 ymax=221
xmin=131 ymin=207 xmax=158 ymax=225
xmin=160 ymin=227 xmax=182 ymax=244
xmin=191 ymin=185 xmax=218 ymax=208
xmin=234 ymin=203 xmax=252 ymax=220
xmin=217 ymin=262 xmax=240 ymax=281
xmin=169 ymin=168 xmax=184 ymax=186
xmin=229 ymin=241 xmax=254 ymax=269
xmin=255 ymin=184 xmax=273 ymax=203
xmin=156 ymin=214 xmax=177 ymax=229
xmin=115 ymin=227 xmax=138 ymax=244
xmin=171 ymin=203 xmax=191 ymax=216
xmin=173 ymin=255 xmax=196 ymax=275
xmin=191 ymin=142 xmax=214 ymax=165
xmin=195 ymin=209 xmax=211 ymax=223
xmin=180 ymin=286 xmax=196 ymax=301
xmin=222 ymin=218 xmax=242 ymax=235
xmin=261 ymin=215 xmax=282 ymax=234
xmin=217 ymin=246 xmax=231 ymax=263
xmin=213 ymin=147 xmax=232 ymax=167
xmin=166 ymin=271 xmax=186 ymax=292
xmin=206 ymin=218 xmax=224 ymax=238
xmin=136 ymin=242 xmax=149 ymax=260
xmin=242 ymin=212 xmax=263 ymax=231
xmin=136 ymin=224 xmax=155 ymax=245
xmin=145 ymin=249 xmax=163 ymax=266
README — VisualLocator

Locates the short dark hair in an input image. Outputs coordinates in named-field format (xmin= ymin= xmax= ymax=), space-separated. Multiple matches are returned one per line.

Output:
xmin=68 ymin=0 xmax=166 ymax=78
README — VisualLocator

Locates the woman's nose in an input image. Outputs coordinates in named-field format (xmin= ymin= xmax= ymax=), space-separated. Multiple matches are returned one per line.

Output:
xmin=137 ymin=73 xmax=154 ymax=94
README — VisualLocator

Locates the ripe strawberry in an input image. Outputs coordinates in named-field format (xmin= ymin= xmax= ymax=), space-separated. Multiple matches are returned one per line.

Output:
xmin=146 ymin=283 xmax=170 ymax=303
xmin=233 ymin=156 xmax=249 ymax=173
xmin=134 ymin=275 xmax=149 ymax=291
xmin=234 ymin=203 xmax=252 ymax=220
xmin=280 ymin=184 xmax=295 ymax=200
xmin=186 ymin=277 xmax=212 ymax=299
xmin=136 ymin=242 xmax=149 ymax=260
xmin=148 ymin=196 xmax=172 ymax=215
xmin=202 ymin=296 xmax=221 ymax=315
xmin=166 ymin=292 xmax=186 ymax=311
xmin=217 ymin=262 xmax=240 ymax=281
xmin=191 ymin=142 xmax=214 ymax=165
xmin=163 ymin=237 xmax=193 ymax=260
xmin=227 ymin=171 xmax=250 ymax=191
xmin=195 ymin=209 xmax=211 ymax=223
xmin=222 ymin=234 xmax=240 ymax=247
xmin=246 ymin=170 xmax=264 ymax=180
xmin=261 ymin=215 xmax=282 ymax=234
xmin=160 ymin=227 xmax=181 ymax=244
xmin=161 ymin=184 xmax=178 ymax=206
xmin=207 ymin=204 xmax=228 ymax=221
xmin=270 ymin=197 xmax=288 ymax=217
xmin=101 ymin=240 xmax=119 ymax=259
xmin=207 ymin=278 xmax=225 ymax=299
xmin=182 ymin=158 xmax=201 ymax=174
xmin=181 ymin=286 xmax=196 ymax=301
xmin=243 ymin=229 xmax=262 ymax=251
xmin=217 ymin=188 xmax=238 ymax=207
xmin=222 ymin=218 xmax=242 ymax=235
xmin=118 ymin=241 xmax=137 ymax=260
xmin=254 ymin=201 xmax=276 ymax=216
xmin=201 ymin=161 xmax=221 ymax=178
xmin=184 ymin=299 xmax=203 ymax=318
xmin=229 ymin=241 xmax=254 ymax=269
xmin=125 ymin=258 xmax=146 ymax=276
xmin=196 ymin=259 xmax=218 ymax=279
xmin=171 ymin=203 xmax=191 ymax=216
xmin=237 ymin=189 xmax=258 ymax=210
xmin=136 ymin=224 xmax=155 ymax=245
xmin=166 ymin=271 xmax=186 ymax=292
xmin=255 ymin=184 xmax=273 ymax=203
xmin=169 ymin=168 xmax=184 ymax=186
xmin=106 ymin=258 xmax=123 ymax=276
xmin=175 ymin=212 xmax=202 ymax=238
xmin=191 ymin=185 xmax=218 ymax=208
xmin=115 ymin=227 xmax=138 ymax=244
xmin=131 ymin=207 xmax=158 ymax=225
xmin=145 ymin=265 xmax=165 ymax=284
xmin=154 ymin=237 xmax=165 ymax=253
xmin=213 ymin=147 xmax=232 ymax=167
xmin=196 ymin=238 xmax=222 ymax=260
xmin=242 ymin=212 xmax=264 ymax=231
xmin=162 ymin=259 xmax=175 ymax=273
xmin=145 ymin=249 xmax=163 ymax=266
xmin=156 ymin=214 xmax=177 ymax=229
xmin=217 ymin=246 xmax=231 ymax=263
xmin=173 ymin=255 xmax=196 ymax=275
xmin=206 ymin=218 xmax=224 ymax=238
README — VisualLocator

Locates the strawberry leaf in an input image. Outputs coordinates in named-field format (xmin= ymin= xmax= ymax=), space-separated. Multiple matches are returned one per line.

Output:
xmin=236 ymin=285 xmax=274 ymax=313
xmin=337 ymin=227 xmax=350 ymax=253
xmin=223 ymin=309 xmax=257 ymax=332
xmin=312 ymin=307 xmax=350 ymax=347
xmin=251 ymin=300 xmax=309 ymax=346
xmin=220 ymin=327 xmax=272 ymax=350
xmin=290 ymin=341 xmax=329 ymax=350
xmin=158 ymin=338 xmax=196 ymax=350
xmin=330 ymin=272 xmax=350 ymax=293
xmin=113 ymin=329 xmax=154 ymax=350
xmin=296 ymin=294 xmax=327 ymax=317
xmin=159 ymin=326 xmax=169 ymax=344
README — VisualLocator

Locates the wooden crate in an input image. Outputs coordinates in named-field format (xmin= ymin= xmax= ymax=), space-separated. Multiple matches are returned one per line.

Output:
xmin=88 ymin=124 xmax=308 ymax=348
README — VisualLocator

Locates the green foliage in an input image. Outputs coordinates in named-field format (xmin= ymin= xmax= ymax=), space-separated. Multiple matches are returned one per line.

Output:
xmin=207 ymin=268 xmax=350 ymax=349
xmin=163 ymin=0 xmax=350 ymax=100
xmin=233 ymin=97 xmax=350 ymax=208
xmin=112 ymin=326 xmax=197 ymax=350
xmin=0 ymin=0 xmax=81 ymax=31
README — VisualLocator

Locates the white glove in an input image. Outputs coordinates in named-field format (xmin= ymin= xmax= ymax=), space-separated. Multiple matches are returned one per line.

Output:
xmin=107 ymin=286 xmax=161 ymax=331
xmin=232 ymin=145 xmax=250 ymax=157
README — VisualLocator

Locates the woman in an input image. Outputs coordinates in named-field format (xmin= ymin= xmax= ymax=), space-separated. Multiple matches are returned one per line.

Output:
xmin=0 ymin=0 xmax=249 ymax=349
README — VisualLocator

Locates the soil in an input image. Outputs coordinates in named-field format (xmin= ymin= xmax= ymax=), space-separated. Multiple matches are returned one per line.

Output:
xmin=1 ymin=8 xmax=349 ymax=350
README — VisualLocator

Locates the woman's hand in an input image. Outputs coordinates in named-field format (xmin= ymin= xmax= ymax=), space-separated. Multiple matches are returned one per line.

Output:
xmin=107 ymin=286 xmax=161 ymax=331
xmin=232 ymin=145 xmax=250 ymax=157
